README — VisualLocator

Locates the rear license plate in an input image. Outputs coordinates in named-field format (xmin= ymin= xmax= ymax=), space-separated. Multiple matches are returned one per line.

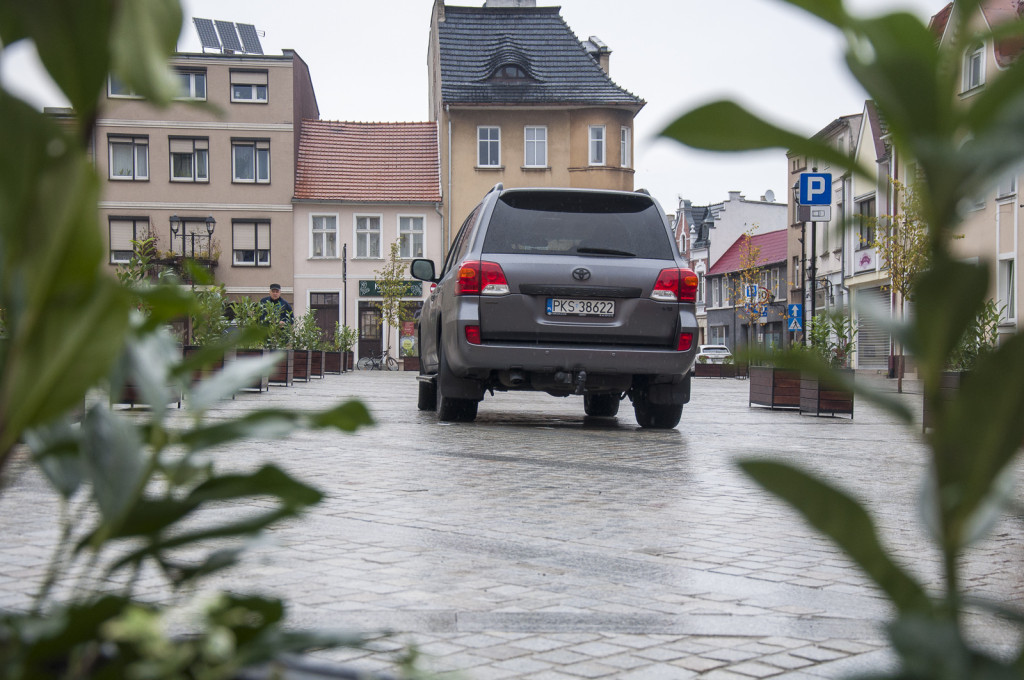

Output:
xmin=546 ymin=298 xmax=615 ymax=317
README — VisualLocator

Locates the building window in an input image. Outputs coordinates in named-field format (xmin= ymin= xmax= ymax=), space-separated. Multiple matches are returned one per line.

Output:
xmin=232 ymin=221 xmax=271 ymax=266
xmin=964 ymin=44 xmax=985 ymax=92
xmin=311 ymin=214 xmax=338 ymax=258
xmin=712 ymin=278 xmax=721 ymax=308
xmin=478 ymin=127 xmax=500 ymax=167
xmin=855 ymin=196 xmax=876 ymax=249
xmin=232 ymin=139 xmax=270 ymax=183
xmin=172 ymin=217 xmax=217 ymax=259
xmin=107 ymin=76 xmax=138 ymax=98
xmin=524 ymin=126 xmax=547 ymax=168
xmin=620 ymin=126 xmax=632 ymax=168
xmin=698 ymin=273 xmax=706 ymax=305
xmin=589 ymin=125 xmax=606 ymax=165
xmin=999 ymin=258 xmax=1016 ymax=321
xmin=230 ymin=70 xmax=268 ymax=102
xmin=399 ymin=216 xmax=425 ymax=259
xmin=169 ymin=137 xmax=209 ymax=182
xmin=109 ymin=217 xmax=149 ymax=264
xmin=108 ymin=135 xmax=148 ymax=180
xmin=489 ymin=64 xmax=530 ymax=82
xmin=176 ymin=70 xmax=207 ymax=100
xmin=997 ymin=173 xmax=1017 ymax=198
xmin=355 ymin=215 xmax=382 ymax=258
xmin=710 ymin=325 xmax=728 ymax=345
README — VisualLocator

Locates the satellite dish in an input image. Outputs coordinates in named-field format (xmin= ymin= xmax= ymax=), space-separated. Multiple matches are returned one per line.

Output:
xmin=764 ymin=189 xmax=776 ymax=203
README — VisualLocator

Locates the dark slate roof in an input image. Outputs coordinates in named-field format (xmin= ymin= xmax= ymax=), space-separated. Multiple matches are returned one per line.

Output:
xmin=295 ymin=121 xmax=441 ymax=203
xmin=438 ymin=5 xmax=644 ymax=107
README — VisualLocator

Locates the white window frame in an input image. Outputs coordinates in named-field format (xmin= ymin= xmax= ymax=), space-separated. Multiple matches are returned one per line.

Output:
xmin=477 ymin=126 xmax=501 ymax=167
xmin=231 ymin=139 xmax=270 ymax=183
xmin=620 ymin=126 xmax=632 ymax=168
xmin=109 ymin=217 xmax=149 ymax=264
xmin=524 ymin=125 xmax=547 ymax=168
xmin=355 ymin=215 xmax=382 ymax=259
xmin=230 ymin=70 xmax=269 ymax=103
xmin=232 ymin=221 xmax=271 ymax=267
xmin=999 ymin=257 xmax=1016 ymax=322
xmin=310 ymin=214 xmax=339 ymax=259
xmin=997 ymin=173 xmax=1018 ymax=198
xmin=107 ymin=76 xmax=139 ymax=99
xmin=963 ymin=44 xmax=985 ymax=92
xmin=169 ymin=137 xmax=209 ymax=182
xmin=108 ymin=135 xmax=149 ymax=180
xmin=589 ymin=125 xmax=606 ymax=166
xmin=176 ymin=70 xmax=207 ymax=101
xmin=398 ymin=215 xmax=425 ymax=259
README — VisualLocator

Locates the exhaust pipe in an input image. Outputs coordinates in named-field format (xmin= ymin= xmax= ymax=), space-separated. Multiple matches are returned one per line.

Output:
xmin=508 ymin=369 xmax=527 ymax=386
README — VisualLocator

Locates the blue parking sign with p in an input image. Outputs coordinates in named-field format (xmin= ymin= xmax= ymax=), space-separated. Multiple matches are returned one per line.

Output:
xmin=799 ymin=173 xmax=832 ymax=205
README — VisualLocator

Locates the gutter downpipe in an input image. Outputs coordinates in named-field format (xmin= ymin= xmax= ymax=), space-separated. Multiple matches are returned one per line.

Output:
xmin=446 ymin=104 xmax=452 ymax=249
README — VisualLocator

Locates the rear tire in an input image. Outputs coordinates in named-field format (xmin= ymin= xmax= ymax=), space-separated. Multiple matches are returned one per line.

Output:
xmin=356 ymin=356 xmax=372 ymax=370
xmin=417 ymin=379 xmax=437 ymax=411
xmin=436 ymin=344 xmax=478 ymax=422
xmin=584 ymin=393 xmax=620 ymax=417
xmin=633 ymin=397 xmax=682 ymax=429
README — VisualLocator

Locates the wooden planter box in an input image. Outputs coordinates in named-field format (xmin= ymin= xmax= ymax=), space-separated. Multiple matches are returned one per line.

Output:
xmin=114 ymin=383 xmax=182 ymax=409
xmin=324 ymin=351 xmax=343 ymax=374
xmin=292 ymin=349 xmax=313 ymax=382
xmin=800 ymin=370 xmax=854 ymax=418
xmin=344 ymin=351 xmax=355 ymax=372
xmin=310 ymin=350 xmax=325 ymax=378
xmin=749 ymin=366 xmax=801 ymax=410
xmin=403 ymin=356 xmax=420 ymax=372
xmin=183 ymin=345 xmax=228 ymax=385
xmin=268 ymin=349 xmax=294 ymax=387
xmin=694 ymin=362 xmax=734 ymax=378
xmin=232 ymin=349 xmax=271 ymax=392
xmin=922 ymin=371 xmax=964 ymax=431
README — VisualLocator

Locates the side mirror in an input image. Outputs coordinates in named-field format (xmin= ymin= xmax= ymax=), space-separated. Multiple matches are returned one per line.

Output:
xmin=410 ymin=258 xmax=437 ymax=282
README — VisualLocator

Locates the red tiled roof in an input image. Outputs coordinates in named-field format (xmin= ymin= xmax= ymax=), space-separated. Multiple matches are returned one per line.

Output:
xmin=707 ymin=230 xmax=788 ymax=276
xmin=295 ymin=120 xmax=441 ymax=202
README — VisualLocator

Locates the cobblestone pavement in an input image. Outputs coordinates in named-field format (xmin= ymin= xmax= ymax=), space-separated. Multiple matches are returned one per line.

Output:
xmin=2 ymin=371 xmax=1022 ymax=679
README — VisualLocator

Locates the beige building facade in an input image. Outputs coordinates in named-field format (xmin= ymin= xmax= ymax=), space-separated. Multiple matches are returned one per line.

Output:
xmin=96 ymin=48 xmax=318 ymax=300
xmin=428 ymin=0 xmax=644 ymax=244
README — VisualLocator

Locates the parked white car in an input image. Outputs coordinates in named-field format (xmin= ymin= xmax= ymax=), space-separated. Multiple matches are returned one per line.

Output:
xmin=691 ymin=344 xmax=732 ymax=374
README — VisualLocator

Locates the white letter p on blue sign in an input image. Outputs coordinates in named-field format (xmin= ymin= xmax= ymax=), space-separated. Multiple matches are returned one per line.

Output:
xmin=799 ymin=173 xmax=832 ymax=205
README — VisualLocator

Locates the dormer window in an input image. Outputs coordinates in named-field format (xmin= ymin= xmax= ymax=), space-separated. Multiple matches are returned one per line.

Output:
xmin=489 ymin=64 xmax=530 ymax=82
xmin=963 ymin=44 xmax=985 ymax=92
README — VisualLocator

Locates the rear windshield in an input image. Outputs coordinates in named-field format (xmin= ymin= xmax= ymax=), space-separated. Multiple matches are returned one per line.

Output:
xmin=482 ymin=191 xmax=675 ymax=260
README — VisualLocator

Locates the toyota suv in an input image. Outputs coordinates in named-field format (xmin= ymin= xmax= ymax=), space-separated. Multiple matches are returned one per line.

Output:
xmin=410 ymin=185 xmax=699 ymax=428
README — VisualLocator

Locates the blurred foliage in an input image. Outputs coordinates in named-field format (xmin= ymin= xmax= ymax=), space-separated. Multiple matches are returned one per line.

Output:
xmin=663 ymin=0 xmax=1024 ymax=675
xmin=0 ymin=0 xmax=416 ymax=677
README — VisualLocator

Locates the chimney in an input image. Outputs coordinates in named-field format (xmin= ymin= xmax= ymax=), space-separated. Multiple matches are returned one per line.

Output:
xmin=584 ymin=36 xmax=611 ymax=74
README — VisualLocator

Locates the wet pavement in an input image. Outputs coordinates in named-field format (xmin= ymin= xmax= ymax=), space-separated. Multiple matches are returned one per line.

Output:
xmin=2 ymin=370 xmax=1022 ymax=679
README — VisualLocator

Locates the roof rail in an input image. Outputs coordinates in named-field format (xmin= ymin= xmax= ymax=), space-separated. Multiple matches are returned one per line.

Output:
xmin=635 ymin=188 xmax=651 ymax=196
xmin=492 ymin=183 xmax=505 ymax=193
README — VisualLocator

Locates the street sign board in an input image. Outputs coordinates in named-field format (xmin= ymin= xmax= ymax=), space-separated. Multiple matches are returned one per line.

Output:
xmin=799 ymin=173 xmax=832 ymax=205
xmin=797 ymin=205 xmax=832 ymax=222
xmin=744 ymin=284 xmax=758 ymax=300
xmin=787 ymin=303 xmax=803 ymax=331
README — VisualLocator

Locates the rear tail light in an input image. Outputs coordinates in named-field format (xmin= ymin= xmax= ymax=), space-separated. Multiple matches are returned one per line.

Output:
xmin=651 ymin=268 xmax=699 ymax=303
xmin=456 ymin=260 xmax=510 ymax=296
xmin=677 ymin=332 xmax=694 ymax=352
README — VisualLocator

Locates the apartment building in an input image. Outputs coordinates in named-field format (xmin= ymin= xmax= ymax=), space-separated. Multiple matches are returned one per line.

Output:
xmin=293 ymin=120 xmax=441 ymax=361
xmin=97 ymin=32 xmax=318 ymax=302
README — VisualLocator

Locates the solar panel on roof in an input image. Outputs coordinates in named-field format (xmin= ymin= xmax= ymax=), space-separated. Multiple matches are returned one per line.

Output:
xmin=193 ymin=18 xmax=221 ymax=51
xmin=215 ymin=20 xmax=243 ymax=53
xmin=237 ymin=23 xmax=264 ymax=55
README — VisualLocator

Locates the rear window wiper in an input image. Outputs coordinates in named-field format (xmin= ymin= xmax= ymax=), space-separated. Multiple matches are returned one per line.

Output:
xmin=575 ymin=246 xmax=637 ymax=257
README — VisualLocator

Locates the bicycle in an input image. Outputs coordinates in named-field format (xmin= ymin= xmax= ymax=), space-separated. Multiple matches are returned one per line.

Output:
xmin=356 ymin=350 xmax=399 ymax=371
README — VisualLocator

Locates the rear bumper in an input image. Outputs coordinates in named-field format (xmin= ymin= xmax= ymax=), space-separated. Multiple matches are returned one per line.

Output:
xmin=449 ymin=340 xmax=695 ymax=377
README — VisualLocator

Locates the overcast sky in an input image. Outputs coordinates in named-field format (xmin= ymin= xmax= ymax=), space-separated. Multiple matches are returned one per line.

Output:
xmin=1 ymin=0 xmax=945 ymax=211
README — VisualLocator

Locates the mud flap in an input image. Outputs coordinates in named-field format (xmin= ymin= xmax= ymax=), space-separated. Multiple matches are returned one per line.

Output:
xmin=646 ymin=373 xmax=691 ymax=405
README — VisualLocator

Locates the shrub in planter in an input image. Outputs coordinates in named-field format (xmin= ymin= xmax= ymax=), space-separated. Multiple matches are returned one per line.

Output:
xmin=800 ymin=313 xmax=856 ymax=417
xmin=291 ymin=310 xmax=324 ymax=382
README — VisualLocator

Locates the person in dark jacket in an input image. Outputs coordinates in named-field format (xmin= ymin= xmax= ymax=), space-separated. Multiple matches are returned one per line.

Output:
xmin=259 ymin=283 xmax=293 ymax=325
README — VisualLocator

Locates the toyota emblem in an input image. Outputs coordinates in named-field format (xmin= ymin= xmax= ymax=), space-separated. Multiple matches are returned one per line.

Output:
xmin=572 ymin=267 xmax=591 ymax=282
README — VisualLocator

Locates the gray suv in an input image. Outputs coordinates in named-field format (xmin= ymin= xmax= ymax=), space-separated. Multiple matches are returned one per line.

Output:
xmin=410 ymin=185 xmax=699 ymax=428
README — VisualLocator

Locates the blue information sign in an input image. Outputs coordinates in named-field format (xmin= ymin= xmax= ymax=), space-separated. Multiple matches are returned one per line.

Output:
xmin=799 ymin=173 xmax=832 ymax=205
xmin=787 ymin=303 xmax=803 ymax=331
